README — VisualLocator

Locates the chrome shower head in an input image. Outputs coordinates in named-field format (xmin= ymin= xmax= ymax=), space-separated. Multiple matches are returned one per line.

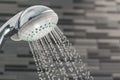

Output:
xmin=0 ymin=5 xmax=58 ymax=46
xmin=11 ymin=5 xmax=58 ymax=41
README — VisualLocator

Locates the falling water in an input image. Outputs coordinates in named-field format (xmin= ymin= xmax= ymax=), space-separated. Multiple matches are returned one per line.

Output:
xmin=28 ymin=26 xmax=93 ymax=80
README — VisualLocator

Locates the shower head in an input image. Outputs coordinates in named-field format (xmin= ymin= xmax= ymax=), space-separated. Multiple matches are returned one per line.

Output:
xmin=0 ymin=5 xmax=58 ymax=46
xmin=11 ymin=5 xmax=58 ymax=41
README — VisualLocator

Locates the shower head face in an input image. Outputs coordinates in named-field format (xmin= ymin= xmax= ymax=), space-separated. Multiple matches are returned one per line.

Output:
xmin=18 ymin=11 xmax=58 ymax=41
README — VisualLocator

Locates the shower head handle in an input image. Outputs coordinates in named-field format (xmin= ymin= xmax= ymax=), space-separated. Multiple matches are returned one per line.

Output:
xmin=0 ymin=11 xmax=23 ymax=48
xmin=0 ymin=11 xmax=23 ymax=32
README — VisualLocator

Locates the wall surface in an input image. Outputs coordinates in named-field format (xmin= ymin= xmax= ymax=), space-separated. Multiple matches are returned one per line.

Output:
xmin=0 ymin=0 xmax=120 ymax=80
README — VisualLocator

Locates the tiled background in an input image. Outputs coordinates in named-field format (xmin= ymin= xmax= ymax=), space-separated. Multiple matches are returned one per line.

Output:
xmin=0 ymin=0 xmax=120 ymax=80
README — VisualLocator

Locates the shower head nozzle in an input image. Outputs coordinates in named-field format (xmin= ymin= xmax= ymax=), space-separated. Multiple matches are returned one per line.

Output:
xmin=16 ymin=11 xmax=58 ymax=41
xmin=11 ymin=5 xmax=58 ymax=41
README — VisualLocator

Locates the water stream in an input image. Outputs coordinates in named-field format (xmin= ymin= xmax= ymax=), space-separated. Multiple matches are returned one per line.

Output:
xmin=28 ymin=27 xmax=93 ymax=80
